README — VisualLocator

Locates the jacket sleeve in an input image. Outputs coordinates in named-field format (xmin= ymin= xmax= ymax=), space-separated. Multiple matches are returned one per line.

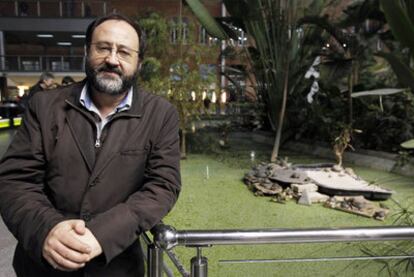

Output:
xmin=0 ymin=98 xmax=65 ymax=264
xmin=87 ymin=104 xmax=181 ymax=264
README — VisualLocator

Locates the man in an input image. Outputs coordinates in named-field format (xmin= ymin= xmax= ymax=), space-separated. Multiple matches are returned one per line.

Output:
xmin=28 ymin=71 xmax=55 ymax=98
xmin=61 ymin=76 xmax=75 ymax=86
xmin=20 ymin=72 xmax=55 ymax=110
xmin=0 ymin=13 xmax=181 ymax=277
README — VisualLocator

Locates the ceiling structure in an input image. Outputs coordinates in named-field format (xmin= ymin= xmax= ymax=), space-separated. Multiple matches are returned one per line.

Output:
xmin=5 ymin=31 xmax=86 ymax=48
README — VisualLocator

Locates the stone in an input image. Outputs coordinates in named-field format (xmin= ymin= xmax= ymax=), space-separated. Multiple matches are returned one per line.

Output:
xmin=307 ymin=191 xmax=330 ymax=203
xmin=332 ymin=164 xmax=343 ymax=172
xmin=291 ymin=183 xmax=318 ymax=194
xmin=324 ymin=196 xmax=390 ymax=221
xmin=298 ymin=190 xmax=312 ymax=206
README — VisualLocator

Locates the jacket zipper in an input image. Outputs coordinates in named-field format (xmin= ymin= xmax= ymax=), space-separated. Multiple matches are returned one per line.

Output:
xmin=95 ymin=138 xmax=101 ymax=148
xmin=65 ymin=99 xmax=141 ymax=149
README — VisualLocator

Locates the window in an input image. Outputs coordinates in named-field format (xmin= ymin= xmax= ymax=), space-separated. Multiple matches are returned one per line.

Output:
xmin=199 ymin=64 xmax=216 ymax=80
xmin=170 ymin=17 xmax=189 ymax=44
xmin=237 ymin=29 xmax=246 ymax=46
xmin=170 ymin=63 xmax=189 ymax=81
xmin=199 ymin=26 xmax=208 ymax=44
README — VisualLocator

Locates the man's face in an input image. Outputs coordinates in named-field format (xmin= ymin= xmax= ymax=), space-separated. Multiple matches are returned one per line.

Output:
xmin=43 ymin=78 xmax=55 ymax=89
xmin=85 ymin=19 xmax=140 ymax=95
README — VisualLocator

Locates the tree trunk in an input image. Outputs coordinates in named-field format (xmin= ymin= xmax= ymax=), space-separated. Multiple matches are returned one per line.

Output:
xmin=271 ymin=60 xmax=290 ymax=162
xmin=348 ymin=62 xmax=354 ymax=126
xmin=180 ymin=129 xmax=187 ymax=159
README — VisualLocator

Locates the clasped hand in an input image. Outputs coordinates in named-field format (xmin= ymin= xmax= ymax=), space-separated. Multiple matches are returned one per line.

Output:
xmin=42 ymin=220 xmax=102 ymax=271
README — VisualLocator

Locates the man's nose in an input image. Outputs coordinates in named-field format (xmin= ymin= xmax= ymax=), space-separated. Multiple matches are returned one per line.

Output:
xmin=105 ymin=50 xmax=120 ymax=66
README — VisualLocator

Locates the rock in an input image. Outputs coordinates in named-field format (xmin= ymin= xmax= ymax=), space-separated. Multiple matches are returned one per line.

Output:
xmin=307 ymin=191 xmax=330 ymax=203
xmin=373 ymin=210 xmax=386 ymax=221
xmin=290 ymin=172 xmax=301 ymax=179
xmin=344 ymin=167 xmax=357 ymax=178
xmin=291 ymin=183 xmax=318 ymax=194
xmin=348 ymin=196 xmax=366 ymax=210
xmin=332 ymin=164 xmax=343 ymax=172
xmin=257 ymin=169 xmax=267 ymax=178
xmin=298 ymin=190 xmax=312 ymax=206
xmin=324 ymin=196 xmax=390 ymax=220
xmin=253 ymin=182 xmax=283 ymax=196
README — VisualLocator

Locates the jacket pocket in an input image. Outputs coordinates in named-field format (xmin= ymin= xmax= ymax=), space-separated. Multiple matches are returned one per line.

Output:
xmin=119 ymin=149 xmax=148 ymax=156
xmin=119 ymin=145 xmax=149 ymax=156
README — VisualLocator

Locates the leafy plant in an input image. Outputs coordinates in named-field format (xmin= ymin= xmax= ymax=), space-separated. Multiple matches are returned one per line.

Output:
xmin=379 ymin=0 xmax=414 ymax=148
xmin=283 ymin=0 xmax=414 ymax=155
xmin=137 ymin=10 xmax=218 ymax=159
xmin=185 ymin=0 xmax=326 ymax=162
xmin=360 ymin=198 xmax=414 ymax=276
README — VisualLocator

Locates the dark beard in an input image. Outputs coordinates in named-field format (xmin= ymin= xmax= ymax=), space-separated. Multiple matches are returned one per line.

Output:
xmin=85 ymin=56 xmax=138 ymax=95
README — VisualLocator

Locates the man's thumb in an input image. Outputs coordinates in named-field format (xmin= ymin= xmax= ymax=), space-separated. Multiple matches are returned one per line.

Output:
xmin=73 ymin=220 xmax=86 ymax=235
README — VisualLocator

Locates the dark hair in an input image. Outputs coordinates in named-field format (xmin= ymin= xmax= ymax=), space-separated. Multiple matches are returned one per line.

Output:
xmin=85 ymin=13 xmax=146 ymax=60
xmin=62 ymin=76 xmax=75 ymax=85
xmin=39 ymin=71 xmax=54 ymax=82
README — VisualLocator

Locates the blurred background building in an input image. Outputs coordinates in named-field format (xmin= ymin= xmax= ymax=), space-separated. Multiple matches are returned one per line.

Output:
xmin=0 ymin=0 xmax=227 ymax=101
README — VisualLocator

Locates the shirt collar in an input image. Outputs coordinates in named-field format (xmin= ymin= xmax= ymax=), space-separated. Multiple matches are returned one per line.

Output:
xmin=80 ymin=83 xmax=133 ymax=116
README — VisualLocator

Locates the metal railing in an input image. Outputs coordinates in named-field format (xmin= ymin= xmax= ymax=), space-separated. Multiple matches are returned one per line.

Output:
xmin=147 ymin=224 xmax=414 ymax=277
xmin=0 ymin=0 xmax=107 ymax=18
xmin=0 ymin=55 xmax=84 ymax=72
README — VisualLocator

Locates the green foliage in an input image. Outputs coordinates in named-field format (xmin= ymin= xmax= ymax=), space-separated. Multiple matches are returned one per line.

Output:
xmin=136 ymin=12 xmax=169 ymax=59
xmin=380 ymin=0 xmax=414 ymax=55
xmin=184 ymin=0 xmax=228 ymax=40
xmin=285 ymin=82 xmax=350 ymax=144
xmin=137 ymin=11 xmax=219 ymax=158
xmin=283 ymin=0 xmax=414 ymax=155
xmin=376 ymin=52 xmax=414 ymax=93
xmin=140 ymin=57 xmax=161 ymax=82
xmin=378 ymin=0 xmax=414 ymax=92
xmin=185 ymin=0 xmax=326 ymax=161
xmin=287 ymin=84 xmax=414 ymax=152
xmin=378 ymin=0 xmax=414 ymax=150
xmin=401 ymin=140 xmax=414 ymax=149
xmin=360 ymin=198 xmax=414 ymax=277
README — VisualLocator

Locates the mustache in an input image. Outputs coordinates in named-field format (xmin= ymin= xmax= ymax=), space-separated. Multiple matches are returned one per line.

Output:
xmin=96 ymin=64 xmax=122 ymax=76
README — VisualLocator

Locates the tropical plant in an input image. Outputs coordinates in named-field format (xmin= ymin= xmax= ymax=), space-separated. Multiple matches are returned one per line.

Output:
xmin=137 ymin=10 xmax=218 ymax=159
xmin=185 ymin=0 xmax=326 ymax=162
xmin=360 ymin=198 xmax=414 ymax=276
xmin=285 ymin=0 xmax=414 ymax=157
xmin=379 ymin=0 xmax=414 ymax=149
xmin=296 ymin=0 xmax=392 ymax=157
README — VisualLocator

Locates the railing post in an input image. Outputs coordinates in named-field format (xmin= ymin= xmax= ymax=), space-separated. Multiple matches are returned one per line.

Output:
xmin=17 ymin=56 xmax=21 ymax=71
xmin=191 ymin=248 xmax=208 ymax=277
xmin=81 ymin=1 xmax=85 ymax=17
xmin=59 ymin=1 xmax=63 ymax=17
xmin=14 ymin=1 xmax=18 ymax=16
xmin=39 ymin=56 xmax=42 ymax=72
xmin=37 ymin=1 xmax=41 ymax=17
xmin=148 ymin=243 xmax=164 ymax=277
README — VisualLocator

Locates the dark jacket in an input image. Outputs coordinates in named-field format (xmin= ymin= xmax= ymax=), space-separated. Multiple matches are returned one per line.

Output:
xmin=0 ymin=81 xmax=181 ymax=276
xmin=27 ymin=81 xmax=45 ymax=99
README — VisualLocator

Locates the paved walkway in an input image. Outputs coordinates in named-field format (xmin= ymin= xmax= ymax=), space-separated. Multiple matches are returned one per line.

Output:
xmin=0 ymin=219 xmax=16 ymax=277
xmin=0 ymin=130 xmax=17 ymax=276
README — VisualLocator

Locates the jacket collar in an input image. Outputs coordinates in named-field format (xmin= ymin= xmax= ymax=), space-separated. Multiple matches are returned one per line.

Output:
xmin=65 ymin=78 xmax=143 ymax=118
xmin=63 ymin=79 xmax=145 ymax=173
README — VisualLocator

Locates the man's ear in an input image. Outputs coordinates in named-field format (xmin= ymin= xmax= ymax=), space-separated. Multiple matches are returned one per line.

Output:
xmin=84 ymin=45 xmax=87 ymax=57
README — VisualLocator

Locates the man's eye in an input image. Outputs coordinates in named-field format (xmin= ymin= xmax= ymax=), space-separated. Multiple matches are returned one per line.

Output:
xmin=119 ymin=50 xmax=131 ymax=57
xmin=97 ymin=46 xmax=110 ymax=52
